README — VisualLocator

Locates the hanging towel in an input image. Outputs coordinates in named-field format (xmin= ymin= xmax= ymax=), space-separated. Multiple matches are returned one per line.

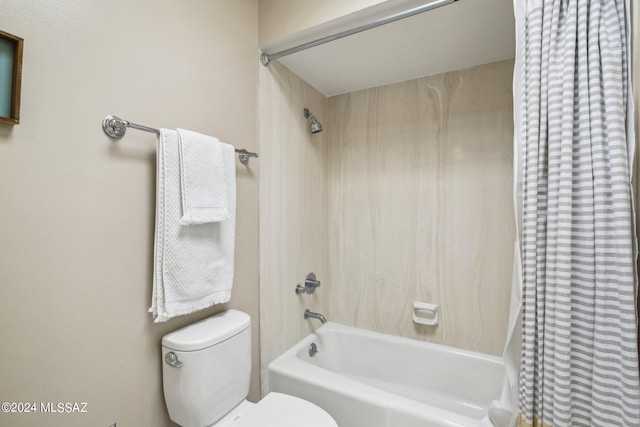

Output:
xmin=177 ymin=128 xmax=230 ymax=225
xmin=150 ymin=128 xmax=236 ymax=323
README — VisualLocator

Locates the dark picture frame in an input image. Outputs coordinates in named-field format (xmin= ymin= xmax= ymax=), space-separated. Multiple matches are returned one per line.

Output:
xmin=0 ymin=29 xmax=23 ymax=125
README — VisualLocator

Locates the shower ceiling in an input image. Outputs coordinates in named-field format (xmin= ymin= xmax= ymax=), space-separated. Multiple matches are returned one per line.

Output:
xmin=260 ymin=0 xmax=515 ymax=97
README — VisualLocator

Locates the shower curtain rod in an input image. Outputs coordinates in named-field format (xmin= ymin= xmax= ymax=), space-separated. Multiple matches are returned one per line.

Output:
xmin=101 ymin=115 xmax=258 ymax=165
xmin=259 ymin=0 xmax=457 ymax=66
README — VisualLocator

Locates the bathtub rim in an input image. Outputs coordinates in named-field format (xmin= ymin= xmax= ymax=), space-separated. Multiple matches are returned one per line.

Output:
xmin=284 ymin=321 xmax=504 ymax=363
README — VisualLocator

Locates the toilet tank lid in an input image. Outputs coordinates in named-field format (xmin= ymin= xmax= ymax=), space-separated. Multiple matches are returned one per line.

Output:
xmin=162 ymin=310 xmax=250 ymax=351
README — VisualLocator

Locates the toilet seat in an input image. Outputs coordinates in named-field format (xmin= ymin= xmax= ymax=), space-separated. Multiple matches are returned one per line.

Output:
xmin=228 ymin=392 xmax=337 ymax=427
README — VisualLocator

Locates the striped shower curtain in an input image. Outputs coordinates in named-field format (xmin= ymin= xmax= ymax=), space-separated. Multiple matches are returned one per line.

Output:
xmin=516 ymin=0 xmax=640 ymax=426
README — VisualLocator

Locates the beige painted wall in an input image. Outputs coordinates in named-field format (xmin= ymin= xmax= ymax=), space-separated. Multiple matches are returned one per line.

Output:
xmin=258 ymin=0 xmax=385 ymax=45
xmin=258 ymin=60 xmax=329 ymax=391
xmin=326 ymin=60 xmax=515 ymax=355
xmin=0 ymin=1 xmax=259 ymax=426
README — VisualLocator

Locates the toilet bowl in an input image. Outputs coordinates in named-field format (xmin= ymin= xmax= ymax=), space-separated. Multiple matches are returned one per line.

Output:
xmin=214 ymin=392 xmax=336 ymax=427
xmin=161 ymin=310 xmax=337 ymax=427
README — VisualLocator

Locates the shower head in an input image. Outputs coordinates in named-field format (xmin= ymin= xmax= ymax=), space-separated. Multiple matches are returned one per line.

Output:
xmin=304 ymin=108 xmax=323 ymax=134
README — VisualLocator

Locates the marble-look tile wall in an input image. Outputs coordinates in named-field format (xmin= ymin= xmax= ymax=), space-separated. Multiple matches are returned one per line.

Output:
xmin=259 ymin=59 xmax=515 ymax=392
xmin=258 ymin=60 xmax=329 ymax=391
xmin=326 ymin=60 xmax=515 ymax=355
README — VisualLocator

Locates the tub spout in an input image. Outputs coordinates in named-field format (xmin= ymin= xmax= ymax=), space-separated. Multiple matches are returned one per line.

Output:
xmin=304 ymin=309 xmax=327 ymax=324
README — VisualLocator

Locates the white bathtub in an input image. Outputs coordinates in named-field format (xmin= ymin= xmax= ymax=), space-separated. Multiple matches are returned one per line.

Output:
xmin=267 ymin=323 xmax=504 ymax=427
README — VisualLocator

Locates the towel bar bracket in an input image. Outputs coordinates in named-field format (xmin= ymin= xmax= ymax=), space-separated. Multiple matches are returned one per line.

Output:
xmin=102 ymin=115 xmax=129 ymax=138
xmin=235 ymin=149 xmax=255 ymax=165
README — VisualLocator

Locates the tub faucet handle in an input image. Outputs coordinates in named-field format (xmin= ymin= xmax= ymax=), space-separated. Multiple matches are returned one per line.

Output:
xmin=305 ymin=272 xmax=321 ymax=289
xmin=295 ymin=272 xmax=321 ymax=294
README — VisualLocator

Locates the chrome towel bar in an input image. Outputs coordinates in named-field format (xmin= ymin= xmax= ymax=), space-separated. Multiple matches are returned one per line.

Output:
xmin=102 ymin=115 xmax=258 ymax=165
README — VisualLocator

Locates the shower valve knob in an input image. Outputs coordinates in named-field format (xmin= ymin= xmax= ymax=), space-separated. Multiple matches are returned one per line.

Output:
xmin=295 ymin=272 xmax=321 ymax=294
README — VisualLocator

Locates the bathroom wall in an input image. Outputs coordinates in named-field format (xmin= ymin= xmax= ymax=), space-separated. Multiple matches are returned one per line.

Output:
xmin=326 ymin=60 xmax=515 ymax=355
xmin=258 ymin=60 xmax=329 ymax=391
xmin=0 ymin=1 xmax=259 ymax=426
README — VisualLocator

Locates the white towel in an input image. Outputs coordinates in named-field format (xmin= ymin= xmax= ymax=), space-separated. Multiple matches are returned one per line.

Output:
xmin=150 ymin=129 xmax=236 ymax=322
xmin=177 ymin=128 xmax=230 ymax=225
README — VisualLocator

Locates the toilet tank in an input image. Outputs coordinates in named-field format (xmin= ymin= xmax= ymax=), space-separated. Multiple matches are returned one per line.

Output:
xmin=162 ymin=310 xmax=251 ymax=427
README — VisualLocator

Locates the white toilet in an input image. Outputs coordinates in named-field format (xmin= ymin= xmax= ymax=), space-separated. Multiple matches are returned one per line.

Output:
xmin=161 ymin=309 xmax=337 ymax=427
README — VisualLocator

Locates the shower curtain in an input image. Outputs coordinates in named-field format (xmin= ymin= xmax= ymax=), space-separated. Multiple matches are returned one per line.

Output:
xmin=506 ymin=0 xmax=640 ymax=426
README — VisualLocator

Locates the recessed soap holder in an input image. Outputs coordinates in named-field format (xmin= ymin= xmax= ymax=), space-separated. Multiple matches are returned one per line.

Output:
xmin=412 ymin=301 xmax=439 ymax=326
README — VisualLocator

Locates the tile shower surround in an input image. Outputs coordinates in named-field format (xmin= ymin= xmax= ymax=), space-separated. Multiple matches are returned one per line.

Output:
xmin=260 ymin=59 xmax=515 ymax=390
